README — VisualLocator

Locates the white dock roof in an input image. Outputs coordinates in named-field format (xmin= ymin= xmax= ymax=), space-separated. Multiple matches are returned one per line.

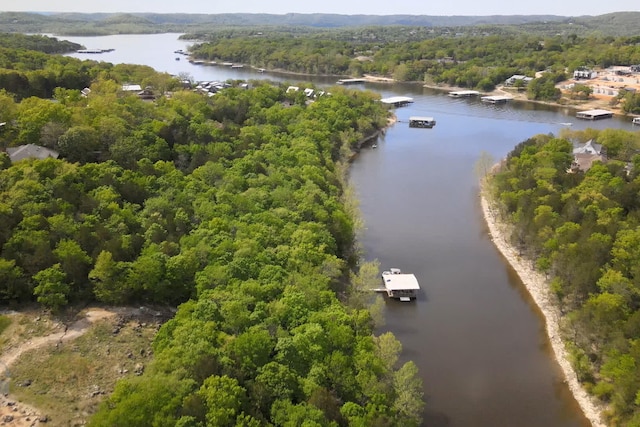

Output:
xmin=380 ymin=96 xmax=414 ymax=105
xmin=382 ymin=273 xmax=420 ymax=291
xmin=481 ymin=95 xmax=513 ymax=102
xmin=449 ymin=90 xmax=480 ymax=96
xmin=577 ymin=109 xmax=613 ymax=115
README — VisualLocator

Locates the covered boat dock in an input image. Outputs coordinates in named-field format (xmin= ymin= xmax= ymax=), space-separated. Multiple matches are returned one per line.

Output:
xmin=481 ymin=95 xmax=513 ymax=104
xmin=576 ymin=109 xmax=614 ymax=120
xmin=449 ymin=90 xmax=480 ymax=98
xmin=337 ymin=78 xmax=366 ymax=85
xmin=380 ymin=96 xmax=414 ymax=107
xmin=376 ymin=268 xmax=420 ymax=301
xmin=409 ymin=116 xmax=436 ymax=128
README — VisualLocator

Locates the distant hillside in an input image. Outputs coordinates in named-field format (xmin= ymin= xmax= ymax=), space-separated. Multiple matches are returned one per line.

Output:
xmin=0 ymin=11 xmax=639 ymax=36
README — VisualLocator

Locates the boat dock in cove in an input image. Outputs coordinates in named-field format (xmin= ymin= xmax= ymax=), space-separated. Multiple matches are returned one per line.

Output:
xmin=481 ymin=95 xmax=513 ymax=104
xmin=409 ymin=116 xmax=436 ymax=128
xmin=448 ymin=90 xmax=480 ymax=98
xmin=373 ymin=268 xmax=420 ymax=301
xmin=380 ymin=96 xmax=414 ymax=107
xmin=576 ymin=109 xmax=614 ymax=120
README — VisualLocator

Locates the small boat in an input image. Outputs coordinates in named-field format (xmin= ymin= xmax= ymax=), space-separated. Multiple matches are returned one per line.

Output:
xmin=633 ymin=117 xmax=640 ymax=125
xmin=372 ymin=144 xmax=378 ymax=149
xmin=175 ymin=57 xmax=180 ymax=61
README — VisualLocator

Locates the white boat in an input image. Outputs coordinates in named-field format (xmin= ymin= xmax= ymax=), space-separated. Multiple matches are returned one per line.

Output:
xmin=633 ymin=117 xmax=640 ymax=125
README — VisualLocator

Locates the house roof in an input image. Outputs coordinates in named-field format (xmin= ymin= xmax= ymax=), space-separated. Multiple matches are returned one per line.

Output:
xmin=6 ymin=144 xmax=59 ymax=162
xmin=573 ymin=139 xmax=603 ymax=155
xmin=572 ymin=153 xmax=605 ymax=171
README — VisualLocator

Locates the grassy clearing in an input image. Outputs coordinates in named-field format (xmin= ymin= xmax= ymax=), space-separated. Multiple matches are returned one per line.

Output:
xmin=0 ymin=315 xmax=11 ymax=336
xmin=0 ymin=311 xmax=62 ymax=352
xmin=9 ymin=314 xmax=160 ymax=426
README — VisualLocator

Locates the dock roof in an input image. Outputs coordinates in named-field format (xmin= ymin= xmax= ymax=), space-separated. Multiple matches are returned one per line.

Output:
xmin=481 ymin=95 xmax=513 ymax=102
xmin=448 ymin=90 xmax=480 ymax=97
xmin=382 ymin=273 xmax=420 ymax=291
xmin=380 ymin=96 xmax=414 ymax=105
xmin=576 ymin=109 xmax=613 ymax=118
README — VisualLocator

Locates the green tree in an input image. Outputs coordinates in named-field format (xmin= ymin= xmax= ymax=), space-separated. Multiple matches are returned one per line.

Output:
xmin=33 ymin=264 xmax=70 ymax=311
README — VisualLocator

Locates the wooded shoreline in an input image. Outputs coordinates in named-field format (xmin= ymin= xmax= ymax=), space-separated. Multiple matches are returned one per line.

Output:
xmin=480 ymin=189 xmax=607 ymax=427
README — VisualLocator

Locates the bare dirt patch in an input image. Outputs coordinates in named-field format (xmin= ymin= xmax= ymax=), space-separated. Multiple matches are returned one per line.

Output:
xmin=0 ymin=307 xmax=171 ymax=426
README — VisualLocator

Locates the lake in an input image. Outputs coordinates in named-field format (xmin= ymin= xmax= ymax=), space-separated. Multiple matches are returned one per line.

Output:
xmin=58 ymin=33 xmax=633 ymax=426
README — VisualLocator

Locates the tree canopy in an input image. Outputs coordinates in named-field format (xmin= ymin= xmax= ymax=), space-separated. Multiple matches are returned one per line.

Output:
xmin=488 ymin=130 xmax=640 ymax=425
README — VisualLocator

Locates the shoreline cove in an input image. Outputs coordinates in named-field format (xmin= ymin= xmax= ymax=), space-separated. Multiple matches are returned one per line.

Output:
xmin=480 ymin=189 xmax=607 ymax=427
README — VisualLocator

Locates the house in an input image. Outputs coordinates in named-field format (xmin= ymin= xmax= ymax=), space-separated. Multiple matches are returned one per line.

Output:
xmin=505 ymin=75 xmax=533 ymax=86
xmin=121 ymin=84 xmax=142 ymax=92
xmin=7 ymin=144 xmax=59 ymax=163
xmin=573 ymin=69 xmax=597 ymax=80
xmin=137 ymin=88 xmax=156 ymax=100
xmin=569 ymin=139 xmax=606 ymax=172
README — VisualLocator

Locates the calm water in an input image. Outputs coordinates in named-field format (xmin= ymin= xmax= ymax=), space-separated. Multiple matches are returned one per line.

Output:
xmin=57 ymin=33 xmax=638 ymax=426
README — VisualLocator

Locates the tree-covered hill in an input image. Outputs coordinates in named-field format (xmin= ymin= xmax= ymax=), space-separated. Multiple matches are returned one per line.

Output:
xmin=2 ymin=11 xmax=640 ymax=36
xmin=487 ymin=130 xmax=640 ymax=425
xmin=0 ymin=37 xmax=424 ymax=425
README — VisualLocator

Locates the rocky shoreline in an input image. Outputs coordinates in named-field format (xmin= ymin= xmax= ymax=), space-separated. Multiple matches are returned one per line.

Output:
xmin=480 ymin=190 xmax=607 ymax=427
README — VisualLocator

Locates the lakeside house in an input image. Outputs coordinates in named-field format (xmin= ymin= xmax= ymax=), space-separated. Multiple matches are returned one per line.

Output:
xmin=505 ymin=75 xmax=534 ymax=86
xmin=569 ymin=139 xmax=606 ymax=172
xmin=573 ymin=69 xmax=598 ymax=80
xmin=6 ymin=144 xmax=59 ymax=163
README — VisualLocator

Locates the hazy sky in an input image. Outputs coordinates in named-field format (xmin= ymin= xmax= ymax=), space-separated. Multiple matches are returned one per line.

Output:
xmin=0 ymin=0 xmax=639 ymax=16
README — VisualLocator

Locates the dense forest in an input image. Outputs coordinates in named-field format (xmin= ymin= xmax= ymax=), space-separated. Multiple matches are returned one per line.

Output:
xmin=187 ymin=32 xmax=640 ymax=92
xmin=3 ymin=11 xmax=640 ymax=37
xmin=0 ymin=33 xmax=424 ymax=425
xmin=487 ymin=129 xmax=640 ymax=426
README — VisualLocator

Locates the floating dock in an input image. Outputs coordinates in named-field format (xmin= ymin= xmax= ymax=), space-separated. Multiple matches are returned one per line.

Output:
xmin=409 ymin=116 xmax=436 ymax=128
xmin=375 ymin=268 xmax=420 ymax=301
xmin=77 ymin=48 xmax=114 ymax=54
xmin=576 ymin=109 xmax=614 ymax=120
xmin=481 ymin=95 xmax=513 ymax=104
xmin=380 ymin=96 xmax=414 ymax=107
xmin=449 ymin=90 xmax=480 ymax=98
xmin=337 ymin=78 xmax=366 ymax=85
